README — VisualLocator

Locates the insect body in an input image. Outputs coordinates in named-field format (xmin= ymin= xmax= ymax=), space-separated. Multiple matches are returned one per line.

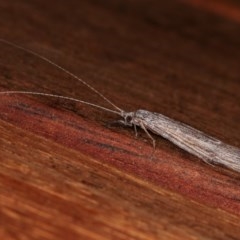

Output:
xmin=126 ymin=110 xmax=240 ymax=172
xmin=0 ymin=39 xmax=240 ymax=173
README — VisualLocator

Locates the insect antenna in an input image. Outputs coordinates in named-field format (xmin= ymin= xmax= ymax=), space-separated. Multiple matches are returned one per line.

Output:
xmin=0 ymin=91 xmax=122 ymax=116
xmin=0 ymin=39 xmax=124 ymax=114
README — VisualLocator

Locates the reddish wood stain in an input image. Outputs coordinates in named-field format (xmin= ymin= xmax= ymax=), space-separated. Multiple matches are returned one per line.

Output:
xmin=181 ymin=0 xmax=240 ymax=23
xmin=1 ymin=0 xmax=240 ymax=239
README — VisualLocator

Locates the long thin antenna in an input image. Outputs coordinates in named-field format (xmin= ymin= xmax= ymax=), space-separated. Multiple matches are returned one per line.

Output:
xmin=0 ymin=91 xmax=121 ymax=116
xmin=0 ymin=39 xmax=124 ymax=113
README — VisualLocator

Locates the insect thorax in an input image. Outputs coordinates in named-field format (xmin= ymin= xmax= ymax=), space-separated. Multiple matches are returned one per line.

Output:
xmin=121 ymin=109 xmax=150 ymax=126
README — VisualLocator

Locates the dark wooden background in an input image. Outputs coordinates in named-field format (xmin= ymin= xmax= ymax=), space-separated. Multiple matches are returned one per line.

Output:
xmin=0 ymin=0 xmax=240 ymax=239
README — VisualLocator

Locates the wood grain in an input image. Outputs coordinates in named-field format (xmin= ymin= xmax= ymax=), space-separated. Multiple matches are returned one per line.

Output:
xmin=0 ymin=0 xmax=240 ymax=239
xmin=181 ymin=0 xmax=240 ymax=23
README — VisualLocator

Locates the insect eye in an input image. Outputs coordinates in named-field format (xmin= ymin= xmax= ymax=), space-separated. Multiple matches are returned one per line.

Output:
xmin=126 ymin=116 xmax=132 ymax=123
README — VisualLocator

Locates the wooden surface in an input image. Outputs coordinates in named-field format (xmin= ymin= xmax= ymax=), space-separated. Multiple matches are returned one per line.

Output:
xmin=0 ymin=0 xmax=240 ymax=239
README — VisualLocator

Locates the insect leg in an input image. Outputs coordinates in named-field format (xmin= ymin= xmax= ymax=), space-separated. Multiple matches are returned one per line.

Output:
xmin=134 ymin=124 xmax=138 ymax=137
xmin=138 ymin=121 xmax=156 ymax=149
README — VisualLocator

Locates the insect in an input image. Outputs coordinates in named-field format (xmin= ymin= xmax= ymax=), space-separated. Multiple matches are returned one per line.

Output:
xmin=0 ymin=39 xmax=240 ymax=173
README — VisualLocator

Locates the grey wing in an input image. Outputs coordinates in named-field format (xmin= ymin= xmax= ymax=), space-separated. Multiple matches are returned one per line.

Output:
xmin=144 ymin=112 xmax=240 ymax=172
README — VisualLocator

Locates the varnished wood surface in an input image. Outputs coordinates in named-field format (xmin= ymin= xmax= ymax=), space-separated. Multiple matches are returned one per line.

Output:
xmin=0 ymin=0 xmax=240 ymax=239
